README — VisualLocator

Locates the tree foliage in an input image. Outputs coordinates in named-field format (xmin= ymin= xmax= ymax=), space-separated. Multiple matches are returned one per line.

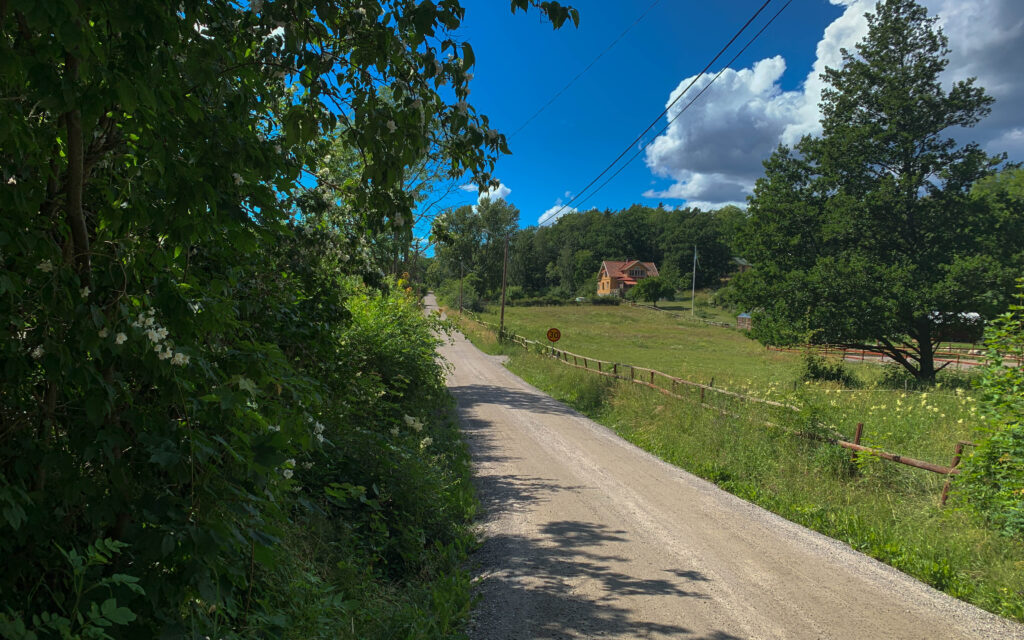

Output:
xmin=0 ymin=0 xmax=575 ymax=635
xmin=735 ymin=0 xmax=1018 ymax=381
xmin=628 ymin=276 xmax=675 ymax=307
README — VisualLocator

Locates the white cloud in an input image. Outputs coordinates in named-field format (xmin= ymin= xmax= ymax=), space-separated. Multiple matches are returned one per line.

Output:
xmin=538 ymin=200 xmax=577 ymax=226
xmin=460 ymin=181 xmax=512 ymax=205
xmin=644 ymin=0 xmax=1024 ymax=209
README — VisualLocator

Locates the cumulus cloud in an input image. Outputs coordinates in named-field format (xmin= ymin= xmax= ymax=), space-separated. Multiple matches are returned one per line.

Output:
xmin=461 ymin=181 xmax=511 ymax=204
xmin=644 ymin=0 xmax=1024 ymax=209
xmin=538 ymin=200 xmax=578 ymax=226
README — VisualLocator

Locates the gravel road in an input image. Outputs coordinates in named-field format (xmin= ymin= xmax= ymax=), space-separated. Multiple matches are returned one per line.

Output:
xmin=426 ymin=295 xmax=1024 ymax=640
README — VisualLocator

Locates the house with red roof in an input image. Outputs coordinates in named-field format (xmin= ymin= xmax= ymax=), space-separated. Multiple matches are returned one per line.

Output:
xmin=597 ymin=260 xmax=659 ymax=297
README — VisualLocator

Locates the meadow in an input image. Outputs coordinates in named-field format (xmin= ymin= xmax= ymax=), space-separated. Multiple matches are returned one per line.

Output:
xmin=450 ymin=303 xmax=1024 ymax=622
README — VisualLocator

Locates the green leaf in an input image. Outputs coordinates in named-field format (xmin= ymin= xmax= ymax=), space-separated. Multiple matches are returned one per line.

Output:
xmin=100 ymin=598 xmax=136 ymax=625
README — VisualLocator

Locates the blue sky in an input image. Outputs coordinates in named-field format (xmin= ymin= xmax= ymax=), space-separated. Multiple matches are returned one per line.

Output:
xmin=423 ymin=0 xmax=1024 ymax=233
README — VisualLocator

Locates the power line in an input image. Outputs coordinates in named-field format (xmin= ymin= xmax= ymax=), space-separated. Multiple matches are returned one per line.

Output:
xmin=569 ymin=0 xmax=794 ymax=214
xmin=538 ymin=0 xmax=775 ymax=226
xmin=508 ymin=0 xmax=663 ymax=140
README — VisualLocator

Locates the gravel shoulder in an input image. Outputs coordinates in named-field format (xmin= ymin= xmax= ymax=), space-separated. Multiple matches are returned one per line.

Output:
xmin=427 ymin=295 xmax=1024 ymax=640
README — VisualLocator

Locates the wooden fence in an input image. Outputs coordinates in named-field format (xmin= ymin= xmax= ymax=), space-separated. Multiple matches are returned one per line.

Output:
xmin=461 ymin=313 xmax=971 ymax=505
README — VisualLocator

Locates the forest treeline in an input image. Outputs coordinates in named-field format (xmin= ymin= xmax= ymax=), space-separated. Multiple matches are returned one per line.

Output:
xmin=427 ymin=199 xmax=748 ymax=305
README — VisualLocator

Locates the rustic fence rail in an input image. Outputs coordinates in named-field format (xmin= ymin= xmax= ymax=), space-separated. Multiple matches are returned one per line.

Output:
xmin=458 ymin=312 xmax=972 ymax=504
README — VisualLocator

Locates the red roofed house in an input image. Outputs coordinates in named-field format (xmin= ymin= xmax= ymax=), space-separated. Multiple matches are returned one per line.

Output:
xmin=597 ymin=260 xmax=659 ymax=297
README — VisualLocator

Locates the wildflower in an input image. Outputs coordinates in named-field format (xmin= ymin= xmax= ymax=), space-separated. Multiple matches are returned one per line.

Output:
xmin=147 ymin=329 xmax=161 ymax=343
xmin=268 ymin=424 xmax=280 ymax=432
xmin=285 ymin=458 xmax=295 ymax=467
xmin=283 ymin=469 xmax=293 ymax=479
xmin=98 ymin=328 xmax=109 ymax=339
xmin=390 ymin=427 xmax=400 ymax=437
xmin=420 ymin=436 xmax=432 ymax=448
xmin=115 ymin=332 xmax=127 ymax=344
xmin=302 ymin=462 xmax=313 ymax=469
xmin=171 ymin=352 xmax=190 ymax=366
xmin=31 ymin=345 xmax=44 ymax=359
xmin=156 ymin=327 xmax=169 ymax=340
xmin=37 ymin=260 xmax=54 ymax=273
xmin=158 ymin=348 xmax=173 ymax=361
xmin=232 ymin=173 xmax=244 ymax=185
xmin=315 ymin=433 xmax=324 ymax=443
xmin=313 ymin=422 xmax=325 ymax=434
xmin=6 ymin=176 xmax=15 ymax=185
xmin=79 ymin=287 xmax=90 ymax=299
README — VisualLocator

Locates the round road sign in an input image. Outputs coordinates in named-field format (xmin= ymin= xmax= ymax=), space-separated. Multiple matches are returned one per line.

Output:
xmin=546 ymin=327 xmax=561 ymax=342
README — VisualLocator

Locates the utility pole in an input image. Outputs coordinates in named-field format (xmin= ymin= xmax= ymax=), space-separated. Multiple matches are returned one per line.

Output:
xmin=691 ymin=244 xmax=697 ymax=316
xmin=459 ymin=259 xmax=464 ymax=317
xmin=499 ymin=235 xmax=509 ymax=340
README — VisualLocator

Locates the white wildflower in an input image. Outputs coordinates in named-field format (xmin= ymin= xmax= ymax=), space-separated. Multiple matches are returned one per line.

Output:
xmin=313 ymin=422 xmax=325 ymax=435
xmin=171 ymin=352 xmax=190 ymax=366
xmin=31 ymin=345 xmax=44 ymax=359
xmin=390 ymin=427 xmax=400 ymax=437
xmin=115 ymin=332 xmax=127 ymax=345
xmin=80 ymin=287 xmax=90 ymax=299
xmin=232 ymin=172 xmax=244 ymax=185
xmin=386 ymin=120 xmax=396 ymax=133
xmin=283 ymin=469 xmax=293 ymax=479
xmin=6 ymin=176 xmax=15 ymax=185
xmin=268 ymin=424 xmax=280 ymax=432
xmin=156 ymin=327 xmax=169 ymax=340
xmin=285 ymin=458 xmax=295 ymax=467
xmin=357 ymin=7 xmax=366 ymax=15
xmin=146 ymin=328 xmax=161 ymax=343
xmin=119 ymin=201 xmax=128 ymax=209
xmin=37 ymin=260 xmax=54 ymax=273
xmin=98 ymin=328 xmax=109 ymax=339
xmin=315 ymin=433 xmax=324 ymax=443
xmin=420 ymin=436 xmax=432 ymax=448
xmin=302 ymin=461 xmax=313 ymax=469
xmin=158 ymin=348 xmax=173 ymax=360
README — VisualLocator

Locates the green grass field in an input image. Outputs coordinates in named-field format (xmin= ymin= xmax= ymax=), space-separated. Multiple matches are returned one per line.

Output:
xmin=449 ymin=310 xmax=1024 ymax=622
xmin=477 ymin=302 xmax=982 ymax=465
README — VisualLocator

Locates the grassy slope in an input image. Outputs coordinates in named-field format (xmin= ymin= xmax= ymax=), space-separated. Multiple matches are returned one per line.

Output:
xmin=452 ymin=308 xmax=1024 ymax=623
xmin=480 ymin=303 xmax=981 ymax=464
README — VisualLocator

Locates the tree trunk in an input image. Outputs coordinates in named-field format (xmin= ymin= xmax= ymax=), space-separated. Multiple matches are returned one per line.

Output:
xmin=914 ymin=318 xmax=937 ymax=384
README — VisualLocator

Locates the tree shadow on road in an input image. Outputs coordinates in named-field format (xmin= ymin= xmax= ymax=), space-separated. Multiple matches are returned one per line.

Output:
xmin=452 ymin=383 xmax=584 ymax=418
xmin=471 ymin=519 xmax=744 ymax=639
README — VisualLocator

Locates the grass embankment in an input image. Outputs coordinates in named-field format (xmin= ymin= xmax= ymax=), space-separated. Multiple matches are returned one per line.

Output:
xmin=452 ymin=306 xmax=1024 ymax=622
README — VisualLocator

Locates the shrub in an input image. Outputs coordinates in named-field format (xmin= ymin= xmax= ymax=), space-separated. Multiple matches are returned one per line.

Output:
xmin=798 ymin=351 xmax=860 ymax=388
xmin=957 ymin=282 xmax=1024 ymax=539
xmin=589 ymin=296 xmax=622 ymax=305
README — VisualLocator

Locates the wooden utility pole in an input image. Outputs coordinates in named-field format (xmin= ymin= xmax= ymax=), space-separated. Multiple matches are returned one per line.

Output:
xmin=499 ymin=235 xmax=509 ymax=340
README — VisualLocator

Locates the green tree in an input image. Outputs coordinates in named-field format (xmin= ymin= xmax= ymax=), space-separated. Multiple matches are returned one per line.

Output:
xmin=735 ymin=0 xmax=1014 ymax=382
xmin=628 ymin=276 xmax=675 ymax=307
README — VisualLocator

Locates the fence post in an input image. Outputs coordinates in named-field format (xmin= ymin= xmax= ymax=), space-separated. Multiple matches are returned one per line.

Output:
xmin=700 ymin=386 xmax=705 ymax=403
xmin=650 ymin=370 xmax=655 ymax=384
xmin=852 ymin=422 xmax=864 ymax=461
xmin=630 ymin=366 xmax=635 ymax=381
xmin=613 ymin=363 xmax=617 ymax=376
xmin=939 ymin=441 xmax=966 ymax=507
xmin=597 ymin=361 xmax=601 ymax=372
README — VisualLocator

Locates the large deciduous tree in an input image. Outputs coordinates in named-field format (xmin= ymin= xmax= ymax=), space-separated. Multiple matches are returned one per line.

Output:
xmin=735 ymin=0 xmax=1018 ymax=382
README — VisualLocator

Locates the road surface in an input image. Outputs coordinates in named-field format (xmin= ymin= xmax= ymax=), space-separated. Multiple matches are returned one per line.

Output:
xmin=426 ymin=295 xmax=1024 ymax=640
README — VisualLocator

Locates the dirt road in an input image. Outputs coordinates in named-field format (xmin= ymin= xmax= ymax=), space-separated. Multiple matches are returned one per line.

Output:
xmin=427 ymin=296 xmax=1023 ymax=640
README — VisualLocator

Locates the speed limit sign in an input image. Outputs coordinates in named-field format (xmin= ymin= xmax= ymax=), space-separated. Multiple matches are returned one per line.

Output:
xmin=546 ymin=328 xmax=561 ymax=343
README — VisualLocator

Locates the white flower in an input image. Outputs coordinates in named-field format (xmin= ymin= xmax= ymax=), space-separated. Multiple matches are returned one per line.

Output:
xmin=340 ymin=253 xmax=350 ymax=262
xmin=232 ymin=173 xmax=244 ymax=185
xmin=80 ymin=287 xmax=90 ymax=299
xmin=6 ymin=176 xmax=15 ymax=185
xmin=37 ymin=260 xmax=54 ymax=273
xmin=386 ymin=120 xmax=396 ymax=133
xmin=268 ymin=424 xmax=280 ymax=432
xmin=115 ymin=332 xmax=127 ymax=345
xmin=282 ymin=469 xmax=293 ymax=479
xmin=171 ymin=352 xmax=190 ymax=366
xmin=302 ymin=461 xmax=313 ymax=469
xmin=420 ymin=436 xmax=432 ymax=448
xmin=144 ymin=316 xmax=155 ymax=328
xmin=156 ymin=327 xmax=169 ymax=340
xmin=313 ymin=421 xmax=325 ymax=434
xmin=315 ymin=433 xmax=324 ymax=443
xmin=146 ymin=329 xmax=161 ymax=343
xmin=31 ymin=345 xmax=44 ymax=359
xmin=98 ymin=328 xmax=109 ymax=339
xmin=285 ymin=458 xmax=295 ymax=467
xmin=119 ymin=201 xmax=128 ymax=209
xmin=390 ymin=427 xmax=400 ymax=437
xmin=158 ymin=348 xmax=173 ymax=360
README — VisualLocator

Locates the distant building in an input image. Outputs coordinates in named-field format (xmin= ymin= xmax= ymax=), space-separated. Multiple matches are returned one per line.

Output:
xmin=737 ymin=312 xmax=752 ymax=330
xmin=597 ymin=260 xmax=659 ymax=297
xmin=733 ymin=257 xmax=752 ymax=273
